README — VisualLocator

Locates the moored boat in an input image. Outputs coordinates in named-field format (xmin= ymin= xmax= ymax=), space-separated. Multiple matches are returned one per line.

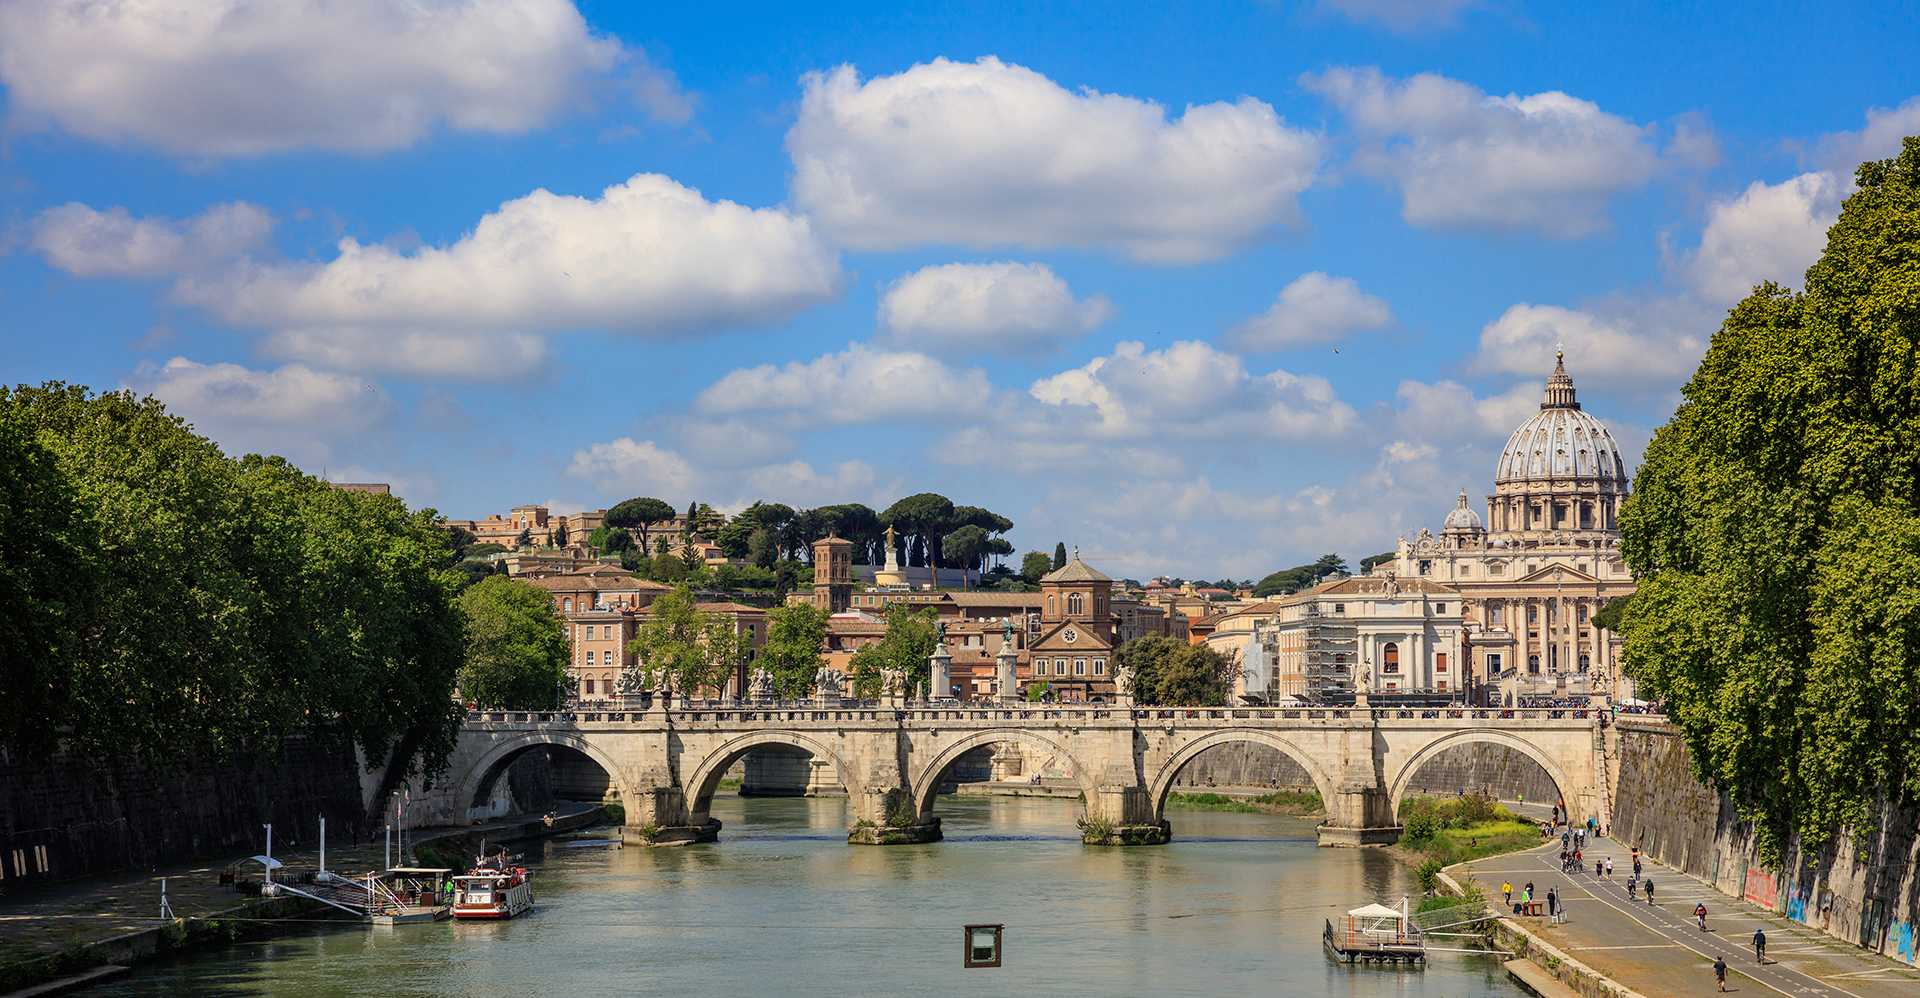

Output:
xmin=451 ymin=851 xmax=533 ymax=919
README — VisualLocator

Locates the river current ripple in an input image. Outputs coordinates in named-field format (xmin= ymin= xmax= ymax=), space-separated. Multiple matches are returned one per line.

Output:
xmin=92 ymin=794 xmax=1529 ymax=998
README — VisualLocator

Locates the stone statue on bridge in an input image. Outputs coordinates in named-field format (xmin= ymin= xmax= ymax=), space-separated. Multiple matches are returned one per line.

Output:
xmin=814 ymin=667 xmax=847 ymax=700
xmin=749 ymin=667 xmax=775 ymax=701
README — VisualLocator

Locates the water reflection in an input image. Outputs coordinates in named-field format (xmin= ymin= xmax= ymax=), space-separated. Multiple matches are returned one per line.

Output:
xmin=91 ymin=794 xmax=1524 ymax=998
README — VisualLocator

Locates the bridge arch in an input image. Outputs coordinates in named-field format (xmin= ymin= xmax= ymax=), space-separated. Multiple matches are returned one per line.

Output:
xmin=458 ymin=730 xmax=635 ymax=813
xmin=1145 ymin=730 xmax=1337 ymax=822
xmin=909 ymin=729 xmax=1098 ymax=823
xmin=1385 ymin=728 xmax=1578 ymax=819
xmin=683 ymin=731 xmax=865 ymax=824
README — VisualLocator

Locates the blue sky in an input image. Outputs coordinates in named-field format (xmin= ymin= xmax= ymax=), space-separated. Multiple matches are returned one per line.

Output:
xmin=5 ymin=0 xmax=1917 ymax=579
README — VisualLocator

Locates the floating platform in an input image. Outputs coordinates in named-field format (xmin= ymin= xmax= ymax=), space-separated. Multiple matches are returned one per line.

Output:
xmin=373 ymin=905 xmax=450 ymax=924
xmin=1325 ymin=907 xmax=1426 ymax=965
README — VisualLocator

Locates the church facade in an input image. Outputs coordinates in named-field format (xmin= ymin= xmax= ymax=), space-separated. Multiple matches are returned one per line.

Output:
xmin=1389 ymin=354 xmax=1637 ymax=704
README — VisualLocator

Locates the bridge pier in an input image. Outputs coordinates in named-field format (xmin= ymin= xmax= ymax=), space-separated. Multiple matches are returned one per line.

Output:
xmin=1317 ymin=710 xmax=1402 ymax=847
xmin=622 ymin=779 xmax=721 ymax=847
xmin=849 ymin=744 xmax=941 ymax=845
xmin=1085 ymin=762 xmax=1170 ymax=845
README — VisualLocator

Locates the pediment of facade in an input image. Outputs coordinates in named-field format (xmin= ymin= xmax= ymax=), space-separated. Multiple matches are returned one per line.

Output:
xmin=1030 ymin=621 xmax=1114 ymax=653
xmin=1511 ymin=563 xmax=1602 ymax=584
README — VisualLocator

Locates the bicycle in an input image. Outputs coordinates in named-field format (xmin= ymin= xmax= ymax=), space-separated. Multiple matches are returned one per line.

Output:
xmin=1696 ymin=904 xmax=1708 ymax=931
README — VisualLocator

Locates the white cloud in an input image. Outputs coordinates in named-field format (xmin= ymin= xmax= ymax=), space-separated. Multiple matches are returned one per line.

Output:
xmin=0 ymin=0 xmax=685 ymax=156
xmin=565 ymin=437 xmax=700 ymax=497
xmin=1301 ymin=67 xmax=1660 ymax=237
xmin=692 ymin=344 xmax=995 ymax=424
xmin=1021 ymin=339 xmax=1359 ymax=442
xmin=32 ymin=201 xmax=273 ymax=278
xmin=739 ymin=459 xmax=882 ymax=508
xmin=877 ymin=261 xmax=1114 ymax=357
xmin=1817 ymin=95 xmax=1920 ymax=173
xmin=165 ymin=174 xmax=841 ymax=380
xmin=1225 ymin=271 xmax=1394 ymax=352
xmin=1679 ymin=172 xmax=1845 ymax=305
xmin=787 ymin=57 xmax=1323 ymax=264
xmin=1391 ymin=378 xmax=1542 ymax=450
xmin=1469 ymin=299 xmax=1711 ymax=390
xmin=1316 ymin=0 xmax=1480 ymax=31
xmin=126 ymin=356 xmax=393 ymax=465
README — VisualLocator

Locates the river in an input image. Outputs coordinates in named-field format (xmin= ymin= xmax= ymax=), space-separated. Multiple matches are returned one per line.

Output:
xmin=90 ymin=794 xmax=1528 ymax=997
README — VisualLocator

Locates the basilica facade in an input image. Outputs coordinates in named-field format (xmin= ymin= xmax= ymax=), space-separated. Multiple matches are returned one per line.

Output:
xmin=1388 ymin=354 xmax=1637 ymax=703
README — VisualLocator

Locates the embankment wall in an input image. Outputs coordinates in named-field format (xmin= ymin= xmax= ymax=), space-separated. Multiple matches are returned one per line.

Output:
xmin=1613 ymin=717 xmax=1920 ymax=961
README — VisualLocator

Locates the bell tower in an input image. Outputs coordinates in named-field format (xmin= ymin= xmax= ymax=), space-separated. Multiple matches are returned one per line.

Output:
xmin=811 ymin=535 xmax=853 ymax=613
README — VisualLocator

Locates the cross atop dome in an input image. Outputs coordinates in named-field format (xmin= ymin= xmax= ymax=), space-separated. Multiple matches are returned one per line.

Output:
xmin=1542 ymin=350 xmax=1580 ymax=410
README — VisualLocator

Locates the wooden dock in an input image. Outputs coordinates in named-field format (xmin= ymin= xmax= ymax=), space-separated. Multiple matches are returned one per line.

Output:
xmin=1324 ymin=916 xmax=1426 ymax=964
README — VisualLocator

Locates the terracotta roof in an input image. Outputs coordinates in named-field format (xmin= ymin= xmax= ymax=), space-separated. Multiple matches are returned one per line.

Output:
xmin=525 ymin=573 xmax=671 ymax=592
xmin=694 ymin=602 xmax=765 ymax=614
xmin=1040 ymin=556 xmax=1111 ymax=584
xmin=944 ymin=592 xmax=1045 ymax=606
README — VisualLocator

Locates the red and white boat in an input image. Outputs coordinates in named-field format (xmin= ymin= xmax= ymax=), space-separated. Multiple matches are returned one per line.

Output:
xmin=451 ymin=852 xmax=534 ymax=919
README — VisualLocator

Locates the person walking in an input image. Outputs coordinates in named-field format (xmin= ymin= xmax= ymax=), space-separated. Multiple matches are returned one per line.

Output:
xmin=1595 ymin=858 xmax=1604 ymax=878
xmin=1504 ymin=881 xmax=1513 ymax=905
xmin=1547 ymin=887 xmax=1559 ymax=921
xmin=1753 ymin=928 xmax=1766 ymax=963
xmin=1714 ymin=955 xmax=1728 ymax=991
xmin=1605 ymin=858 xmax=1614 ymax=880
xmin=1634 ymin=857 xmax=1643 ymax=877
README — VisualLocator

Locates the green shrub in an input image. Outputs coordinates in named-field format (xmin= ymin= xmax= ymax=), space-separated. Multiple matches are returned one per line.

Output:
xmin=1416 ymin=858 xmax=1444 ymax=892
xmin=1405 ymin=811 xmax=1440 ymax=841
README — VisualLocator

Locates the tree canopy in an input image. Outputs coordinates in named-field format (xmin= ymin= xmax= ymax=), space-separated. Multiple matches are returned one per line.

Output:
xmin=1618 ymin=137 xmax=1920 ymax=861
xmin=1252 ymin=554 xmax=1349 ymax=597
xmin=1021 ymin=551 xmax=1053 ymax=584
xmin=0 ymin=383 xmax=468 ymax=786
xmin=1113 ymin=636 xmax=1236 ymax=706
xmin=761 ymin=602 xmax=828 ymax=699
xmin=626 ymin=583 xmax=747 ymax=698
xmin=606 ymin=496 xmax=677 ymax=536
xmin=849 ymin=603 xmax=940 ymax=697
xmin=457 ymin=575 xmax=570 ymax=709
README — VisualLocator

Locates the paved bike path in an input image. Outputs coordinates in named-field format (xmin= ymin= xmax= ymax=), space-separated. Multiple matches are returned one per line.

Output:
xmin=1464 ymin=835 xmax=1920 ymax=998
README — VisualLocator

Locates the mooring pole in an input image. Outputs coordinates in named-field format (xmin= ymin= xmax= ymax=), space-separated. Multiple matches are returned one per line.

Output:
xmin=263 ymin=823 xmax=273 ymax=884
xmin=319 ymin=815 xmax=326 ymax=875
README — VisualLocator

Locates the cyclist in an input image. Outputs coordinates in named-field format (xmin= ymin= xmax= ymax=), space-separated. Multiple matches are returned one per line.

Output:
xmin=1696 ymin=901 xmax=1709 ymax=931
xmin=1627 ymin=875 xmax=1638 ymax=900
xmin=1645 ymin=877 xmax=1656 ymax=905
xmin=1753 ymin=927 xmax=1766 ymax=963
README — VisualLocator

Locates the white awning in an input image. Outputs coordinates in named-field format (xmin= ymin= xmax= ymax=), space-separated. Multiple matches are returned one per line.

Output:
xmin=248 ymin=855 xmax=283 ymax=870
xmin=1347 ymin=903 xmax=1402 ymax=919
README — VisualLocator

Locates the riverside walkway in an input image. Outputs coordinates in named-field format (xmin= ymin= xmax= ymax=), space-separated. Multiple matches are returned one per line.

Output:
xmin=1466 ymin=834 xmax=1920 ymax=998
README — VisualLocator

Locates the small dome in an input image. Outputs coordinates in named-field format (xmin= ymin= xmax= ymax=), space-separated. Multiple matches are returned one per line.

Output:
xmin=1442 ymin=490 xmax=1483 ymax=532
xmin=1494 ymin=354 xmax=1629 ymax=487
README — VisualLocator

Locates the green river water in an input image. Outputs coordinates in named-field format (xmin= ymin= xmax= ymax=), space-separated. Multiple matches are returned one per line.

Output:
xmin=88 ymin=794 xmax=1528 ymax=998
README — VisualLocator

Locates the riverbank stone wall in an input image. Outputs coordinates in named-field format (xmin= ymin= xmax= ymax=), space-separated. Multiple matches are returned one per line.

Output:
xmin=1613 ymin=717 xmax=1920 ymax=962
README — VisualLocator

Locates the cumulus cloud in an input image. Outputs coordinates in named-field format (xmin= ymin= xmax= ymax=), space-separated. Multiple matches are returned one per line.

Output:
xmin=1225 ymin=271 xmax=1394 ymax=352
xmin=32 ymin=201 xmax=273 ymax=278
xmin=1816 ymin=95 xmax=1920 ymax=173
xmin=160 ymin=174 xmax=840 ymax=380
xmin=566 ymin=437 xmax=700 ymax=497
xmin=1302 ymin=67 xmax=1660 ymax=237
xmin=1022 ymin=339 xmax=1359 ymax=442
xmin=1679 ymin=172 xmax=1845 ymax=305
xmin=787 ymin=57 xmax=1323 ymax=264
xmin=1468 ymin=298 xmax=1713 ymax=391
xmin=876 ymin=261 xmax=1114 ymax=357
xmin=1316 ymin=0 xmax=1480 ymax=31
xmin=693 ymin=344 xmax=995 ymax=424
xmin=126 ymin=356 xmax=394 ymax=465
xmin=0 ymin=0 xmax=686 ymax=156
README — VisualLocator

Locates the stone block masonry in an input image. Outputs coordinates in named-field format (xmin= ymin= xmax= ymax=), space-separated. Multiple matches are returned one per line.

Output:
xmin=0 ymin=734 xmax=367 ymax=891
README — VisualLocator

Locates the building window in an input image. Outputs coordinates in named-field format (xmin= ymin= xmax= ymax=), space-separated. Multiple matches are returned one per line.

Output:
xmin=1068 ymin=592 xmax=1085 ymax=615
xmin=1579 ymin=654 xmax=1591 ymax=671
xmin=1047 ymin=595 xmax=1055 ymax=615
xmin=564 ymin=598 xmax=573 ymax=612
xmin=1436 ymin=653 xmax=1447 ymax=673
xmin=1460 ymin=565 xmax=1472 ymax=576
xmin=1386 ymin=682 xmax=1398 ymax=691
xmin=1418 ymin=560 xmax=1431 ymax=575
xmin=1527 ymin=654 xmax=1539 ymax=673
xmin=1383 ymin=642 xmax=1400 ymax=674
xmin=584 ymin=678 xmax=595 ymax=694
xmin=1527 ymin=606 xmax=1538 ymax=623
xmin=1093 ymin=659 xmax=1106 ymax=675
xmin=603 ymin=650 xmax=614 ymax=666
xmin=1438 ymin=680 xmax=1447 ymax=691
xmin=1490 ymin=604 xmax=1503 ymax=623
xmin=1435 ymin=603 xmax=1446 ymax=614
xmin=1577 ymin=604 xmax=1588 ymax=623
xmin=1074 ymin=659 xmax=1087 ymax=676
xmin=1333 ymin=603 xmax=1345 ymax=614
xmin=1487 ymin=653 xmax=1502 ymax=672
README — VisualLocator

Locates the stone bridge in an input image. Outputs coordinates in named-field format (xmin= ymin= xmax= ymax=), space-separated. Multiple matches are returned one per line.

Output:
xmin=415 ymin=702 xmax=1604 ymax=847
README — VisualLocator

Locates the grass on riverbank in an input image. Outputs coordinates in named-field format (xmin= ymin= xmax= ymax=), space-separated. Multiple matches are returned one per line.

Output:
xmin=1165 ymin=790 xmax=1325 ymax=816
xmin=1391 ymin=794 xmax=1542 ymax=867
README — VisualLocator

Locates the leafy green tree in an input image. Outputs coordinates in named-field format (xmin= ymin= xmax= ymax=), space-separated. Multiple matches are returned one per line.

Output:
xmin=943 ymin=524 xmax=988 ymax=586
xmin=456 ymin=575 xmax=570 ymax=708
xmin=1114 ymin=636 xmax=1235 ymax=705
xmin=444 ymin=525 xmax=477 ymax=559
xmin=774 ymin=562 xmax=797 ymax=601
xmin=1590 ymin=593 xmax=1632 ymax=631
xmin=682 ymin=534 xmax=705 ymax=572
xmin=0 ymin=410 xmax=99 ymax=761
xmin=882 ymin=493 xmax=955 ymax=567
xmin=606 ymin=496 xmax=676 ymax=554
xmin=1021 ymin=551 xmax=1052 ymax=584
xmin=600 ymin=527 xmax=634 ymax=553
xmin=1618 ymin=137 xmax=1920 ymax=861
xmin=628 ymin=583 xmax=744 ymax=698
xmin=551 ymin=522 xmax=568 ymax=547
xmin=514 ymin=527 xmax=532 ymax=548
xmin=1025 ymin=680 xmax=1052 ymax=702
xmin=849 ymin=603 xmax=940 ymax=697
xmin=1053 ymin=542 xmax=1067 ymax=570
xmin=762 ymin=603 xmax=828 ymax=699
xmin=749 ymin=527 xmax=779 ymax=569
xmin=1359 ymin=551 xmax=1396 ymax=573
xmin=652 ymin=551 xmax=689 ymax=581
